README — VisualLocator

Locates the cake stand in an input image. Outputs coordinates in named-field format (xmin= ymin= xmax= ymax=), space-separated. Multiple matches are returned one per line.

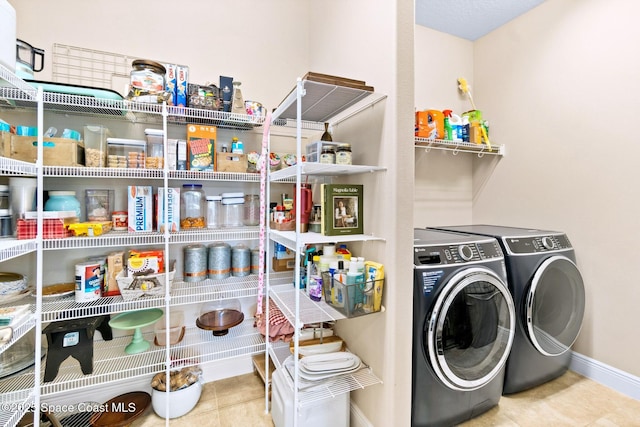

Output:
xmin=109 ymin=308 xmax=163 ymax=354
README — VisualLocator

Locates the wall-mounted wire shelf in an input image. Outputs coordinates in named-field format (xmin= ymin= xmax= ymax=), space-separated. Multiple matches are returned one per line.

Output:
xmin=415 ymin=137 xmax=505 ymax=157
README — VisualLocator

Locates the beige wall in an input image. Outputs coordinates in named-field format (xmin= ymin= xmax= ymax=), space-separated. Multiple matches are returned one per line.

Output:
xmin=472 ymin=0 xmax=640 ymax=377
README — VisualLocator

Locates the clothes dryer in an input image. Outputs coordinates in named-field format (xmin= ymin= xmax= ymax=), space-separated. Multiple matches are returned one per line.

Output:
xmin=412 ymin=229 xmax=515 ymax=427
xmin=428 ymin=225 xmax=586 ymax=394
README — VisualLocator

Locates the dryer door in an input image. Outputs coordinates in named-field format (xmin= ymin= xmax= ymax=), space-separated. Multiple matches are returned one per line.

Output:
xmin=426 ymin=267 xmax=515 ymax=391
xmin=526 ymin=255 xmax=585 ymax=356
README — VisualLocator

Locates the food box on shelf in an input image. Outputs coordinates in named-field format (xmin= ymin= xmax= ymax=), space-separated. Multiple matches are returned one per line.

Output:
xmin=186 ymin=124 xmax=215 ymax=171
xmin=10 ymin=135 xmax=85 ymax=166
xmin=272 ymin=257 xmax=295 ymax=272
xmin=17 ymin=218 xmax=76 ymax=239
xmin=216 ymin=153 xmax=247 ymax=173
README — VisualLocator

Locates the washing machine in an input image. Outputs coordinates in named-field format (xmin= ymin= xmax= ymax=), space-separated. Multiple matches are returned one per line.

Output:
xmin=412 ymin=229 xmax=516 ymax=427
xmin=429 ymin=225 xmax=586 ymax=394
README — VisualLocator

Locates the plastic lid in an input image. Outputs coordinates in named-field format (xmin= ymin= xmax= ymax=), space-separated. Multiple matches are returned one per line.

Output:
xmin=183 ymin=184 xmax=203 ymax=189
xmin=106 ymin=138 xmax=146 ymax=147
xmin=144 ymin=128 xmax=164 ymax=136
xmin=222 ymin=197 xmax=245 ymax=205
xmin=48 ymin=191 xmax=76 ymax=196
xmin=221 ymin=192 xmax=244 ymax=198
xmin=0 ymin=185 xmax=9 ymax=191
xmin=206 ymin=196 xmax=222 ymax=201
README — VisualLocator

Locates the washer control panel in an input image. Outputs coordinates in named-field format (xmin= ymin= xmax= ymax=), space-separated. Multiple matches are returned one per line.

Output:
xmin=504 ymin=234 xmax=572 ymax=254
xmin=414 ymin=240 xmax=502 ymax=266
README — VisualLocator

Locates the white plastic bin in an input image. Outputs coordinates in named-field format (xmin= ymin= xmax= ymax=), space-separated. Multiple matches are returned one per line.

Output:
xmin=271 ymin=367 xmax=350 ymax=427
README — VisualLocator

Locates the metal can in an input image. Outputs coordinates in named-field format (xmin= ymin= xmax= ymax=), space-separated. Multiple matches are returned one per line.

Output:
xmin=183 ymin=244 xmax=207 ymax=282
xmin=251 ymin=248 xmax=261 ymax=275
xmin=75 ymin=261 xmax=103 ymax=302
xmin=208 ymin=242 xmax=231 ymax=280
xmin=231 ymin=244 xmax=251 ymax=277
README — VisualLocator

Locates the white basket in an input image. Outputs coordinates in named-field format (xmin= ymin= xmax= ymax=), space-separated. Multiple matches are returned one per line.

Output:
xmin=116 ymin=270 xmax=175 ymax=301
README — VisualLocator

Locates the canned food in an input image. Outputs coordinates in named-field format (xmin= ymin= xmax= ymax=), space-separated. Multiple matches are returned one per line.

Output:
xmin=112 ymin=211 xmax=128 ymax=231
xmin=75 ymin=261 xmax=103 ymax=302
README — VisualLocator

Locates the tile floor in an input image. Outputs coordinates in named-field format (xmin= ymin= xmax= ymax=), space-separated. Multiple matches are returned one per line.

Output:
xmin=130 ymin=370 xmax=640 ymax=426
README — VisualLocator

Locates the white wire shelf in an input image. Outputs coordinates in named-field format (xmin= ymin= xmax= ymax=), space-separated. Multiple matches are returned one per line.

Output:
xmin=42 ymin=166 xmax=265 ymax=182
xmin=0 ymin=239 xmax=37 ymax=263
xmin=0 ymin=156 xmax=38 ymax=177
xmin=268 ymin=344 xmax=381 ymax=407
xmin=0 ymin=395 xmax=33 ymax=427
xmin=0 ymin=319 xmax=263 ymax=399
xmin=270 ymin=163 xmax=386 ymax=182
xmin=0 ymin=64 xmax=37 ymax=100
xmin=269 ymin=229 xmax=384 ymax=252
xmin=269 ymin=284 xmax=347 ymax=327
xmin=36 ymin=271 xmax=293 ymax=322
xmin=415 ymin=137 xmax=505 ymax=156
xmin=41 ymin=228 xmax=259 ymax=251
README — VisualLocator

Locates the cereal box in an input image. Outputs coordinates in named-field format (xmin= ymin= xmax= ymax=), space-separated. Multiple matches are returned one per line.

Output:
xmin=186 ymin=124 xmax=215 ymax=171
xmin=103 ymin=251 xmax=124 ymax=297
xmin=128 ymin=186 xmax=153 ymax=232
xmin=176 ymin=65 xmax=189 ymax=107
xmin=157 ymin=187 xmax=180 ymax=232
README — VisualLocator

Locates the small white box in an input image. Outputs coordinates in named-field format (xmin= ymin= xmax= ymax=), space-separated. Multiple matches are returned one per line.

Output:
xmin=157 ymin=187 xmax=180 ymax=232
xmin=177 ymin=139 xmax=187 ymax=170
xmin=127 ymin=186 xmax=153 ymax=232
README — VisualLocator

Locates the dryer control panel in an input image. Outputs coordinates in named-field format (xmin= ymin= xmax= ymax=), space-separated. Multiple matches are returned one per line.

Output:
xmin=504 ymin=234 xmax=572 ymax=254
xmin=414 ymin=240 xmax=502 ymax=266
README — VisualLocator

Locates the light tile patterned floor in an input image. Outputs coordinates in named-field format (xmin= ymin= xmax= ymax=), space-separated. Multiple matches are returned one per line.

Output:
xmin=130 ymin=370 xmax=640 ymax=426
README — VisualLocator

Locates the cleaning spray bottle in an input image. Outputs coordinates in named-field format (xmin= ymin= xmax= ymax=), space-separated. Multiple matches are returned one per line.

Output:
xmin=450 ymin=113 xmax=463 ymax=142
xmin=443 ymin=109 xmax=453 ymax=141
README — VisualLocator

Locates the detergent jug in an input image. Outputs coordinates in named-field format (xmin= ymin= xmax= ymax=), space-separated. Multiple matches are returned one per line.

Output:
xmin=415 ymin=109 xmax=444 ymax=139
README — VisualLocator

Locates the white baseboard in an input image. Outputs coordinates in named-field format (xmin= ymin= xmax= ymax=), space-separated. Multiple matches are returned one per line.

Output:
xmin=570 ymin=351 xmax=640 ymax=401
xmin=350 ymin=401 xmax=374 ymax=427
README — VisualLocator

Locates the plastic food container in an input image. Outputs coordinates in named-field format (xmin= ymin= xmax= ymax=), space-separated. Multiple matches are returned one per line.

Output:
xmin=221 ymin=192 xmax=244 ymax=228
xmin=144 ymin=128 xmax=164 ymax=169
xmin=154 ymin=311 xmax=185 ymax=346
xmin=107 ymin=138 xmax=146 ymax=169
xmin=112 ymin=211 xmax=128 ymax=231
xmin=84 ymin=125 xmax=112 ymax=167
xmin=85 ymin=189 xmax=113 ymax=222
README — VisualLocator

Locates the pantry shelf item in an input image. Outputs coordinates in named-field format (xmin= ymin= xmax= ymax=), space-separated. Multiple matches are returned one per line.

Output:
xmin=116 ymin=269 xmax=175 ymax=301
xmin=196 ymin=299 xmax=244 ymax=336
xmin=108 ymin=308 xmax=164 ymax=354
xmin=89 ymin=391 xmax=151 ymax=427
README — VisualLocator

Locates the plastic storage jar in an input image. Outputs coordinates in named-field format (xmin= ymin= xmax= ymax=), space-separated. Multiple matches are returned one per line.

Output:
xmin=243 ymin=194 xmax=260 ymax=226
xmin=44 ymin=191 xmax=81 ymax=218
xmin=83 ymin=125 xmax=112 ymax=167
xmin=180 ymin=184 xmax=206 ymax=229
xmin=221 ymin=192 xmax=244 ymax=228
xmin=144 ymin=128 xmax=164 ymax=169
xmin=206 ymin=195 xmax=222 ymax=229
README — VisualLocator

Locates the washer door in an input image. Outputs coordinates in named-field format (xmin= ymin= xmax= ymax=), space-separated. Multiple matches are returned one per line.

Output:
xmin=526 ymin=255 xmax=585 ymax=356
xmin=426 ymin=267 xmax=515 ymax=391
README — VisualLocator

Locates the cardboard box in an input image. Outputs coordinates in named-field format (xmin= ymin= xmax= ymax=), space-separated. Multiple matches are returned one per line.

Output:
xmin=186 ymin=124 xmax=215 ymax=171
xmin=176 ymin=65 xmax=189 ymax=107
xmin=10 ymin=135 xmax=85 ymax=166
xmin=216 ymin=153 xmax=247 ymax=172
xmin=177 ymin=139 xmax=187 ymax=170
xmin=157 ymin=187 xmax=180 ymax=232
xmin=272 ymin=257 xmax=295 ymax=272
xmin=103 ymin=251 xmax=124 ymax=297
xmin=128 ymin=186 xmax=153 ymax=232
xmin=1 ymin=130 xmax=11 ymax=158
xmin=164 ymin=63 xmax=177 ymax=106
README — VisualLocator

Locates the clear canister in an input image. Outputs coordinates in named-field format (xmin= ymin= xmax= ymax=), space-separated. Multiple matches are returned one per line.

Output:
xmin=180 ymin=184 xmax=206 ymax=229
xmin=83 ymin=125 xmax=112 ymax=167
xmin=130 ymin=59 xmax=166 ymax=95
xmin=144 ymin=128 xmax=164 ymax=169
xmin=243 ymin=194 xmax=260 ymax=226
xmin=206 ymin=195 xmax=222 ymax=229
xmin=221 ymin=192 xmax=244 ymax=228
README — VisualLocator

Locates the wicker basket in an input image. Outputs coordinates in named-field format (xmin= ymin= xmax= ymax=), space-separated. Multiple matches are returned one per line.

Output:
xmin=117 ymin=270 xmax=175 ymax=301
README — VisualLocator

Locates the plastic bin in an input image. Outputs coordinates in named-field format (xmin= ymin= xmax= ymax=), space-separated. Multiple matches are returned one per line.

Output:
xmin=271 ymin=367 xmax=349 ymax=427
xmin=305 ymin=141 xmax=337 ymax=163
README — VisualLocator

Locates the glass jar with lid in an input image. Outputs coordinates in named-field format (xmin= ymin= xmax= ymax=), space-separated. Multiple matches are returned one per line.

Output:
xmin=206 ymin=195 xmax=222 ymax=229
xmin=221 ymin=192 xmax=245 ymax=228
xmin=335 ymin=143 xmax=352 ymax=165
xmin=319 ymin=146 xmax=335 ymax=164
xmin=180 ymin=184 xmax=206 ymax=229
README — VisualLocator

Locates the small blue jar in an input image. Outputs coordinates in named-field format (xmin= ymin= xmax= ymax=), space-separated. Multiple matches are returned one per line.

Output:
xmin=45 ymin=191 xmax=81 ymax=218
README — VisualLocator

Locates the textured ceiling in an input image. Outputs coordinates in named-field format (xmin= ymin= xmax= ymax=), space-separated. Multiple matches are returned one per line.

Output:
xmin=415 ymin=0 xmax=546 ymax=41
